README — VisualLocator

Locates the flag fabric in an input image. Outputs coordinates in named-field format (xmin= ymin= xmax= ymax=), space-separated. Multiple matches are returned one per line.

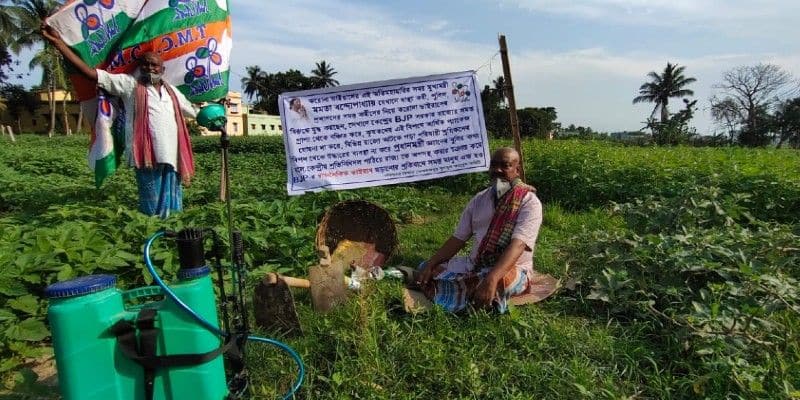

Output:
xmin=46 ymin=0 xmax=232 ymax=187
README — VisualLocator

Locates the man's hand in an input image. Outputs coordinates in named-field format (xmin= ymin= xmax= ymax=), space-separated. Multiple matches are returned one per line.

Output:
xmin=40 ymin=23 xmax=62 ymax=46
xmin=418 ymin=236 xmax=466 ymax=286
xmin=472 ymin=275 xmax=499 ymax=308
xmin=417 ymin=262 xmax=444 ymax=287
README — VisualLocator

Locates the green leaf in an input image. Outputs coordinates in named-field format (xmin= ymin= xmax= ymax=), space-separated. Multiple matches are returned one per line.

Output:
xmin=0 ymin=308 xmax=17 ymax=322
xmin=0 ymin=278 xmax=28 ymax=296
xmin=0 ymin=357 xmax=21 ymax=373
xmin=8 ymin=342 xmax=51 ymax=358
xmin=5 ymin=318 xmax=50 ymax=341
xmin=332 ymin=372 xmax=344 ymax=386
xmin=8 ymin=295 xmax=39 ymax=316
xmin=57 ymin=265 xmax=74 ymax=282
xmin=115 ymin=250 xmax=139 ymax=263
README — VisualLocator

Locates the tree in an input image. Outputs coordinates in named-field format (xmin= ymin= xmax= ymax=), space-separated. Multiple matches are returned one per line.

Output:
xmin=30 ymin=46 xmax=73 ymax=135
xmin=710 ymin=97 xmax=741 ymax=144
xmin=0 ymin=84 xmax=39 ymax=133
xmin=774 ymin=97 xmax=800 ymax=148
xmin=711 ymin=64 xmax=798 ymax=147
xmin=241 ymin=65 xmax=266 ymax=103
xmin=0 ymin=45 xmax=12 ymax=84
xmin=3 ymin=0 xmax=63 ymax=136
xmin=263 ymin=69 xmax=313 ymax=114
xmin=517 ymin=107 xmax=557 ymax=138
xmin=240 ymin=66 xmax=315 ymax=114
xmin=310 ymin=60 xmax=339 ymax=88
xmin=481 ymin=76 xmax=508 ymax=136
xmin=645 ymin=98 xmax=698 ymax=145
xmin=633 ymin=62 xmax=696 ymax=124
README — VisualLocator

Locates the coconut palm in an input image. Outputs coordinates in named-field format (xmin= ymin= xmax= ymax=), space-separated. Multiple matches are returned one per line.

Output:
xmin=241 ymin=65 xmax=267 ymax=103
xmin=4 ymin=0 xmax=63 ymax=136
xmin=30 ymin=46 xmax=74 ymax=135
xmin=0 ymin=2 xmax=17 ymax=48
xmin=633 ymin=62 xmax=696 ymax=124
xmin=310 ymin=60 xmax=339 ymax=88
xmin=0 ymin=45 xmax=12 ymax=83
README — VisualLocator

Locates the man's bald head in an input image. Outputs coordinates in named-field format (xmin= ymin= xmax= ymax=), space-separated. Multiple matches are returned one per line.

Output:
xmin=491 ymin=147 xmax=519 ymax=163
xmin=139 ymin=51 xmax=164 ymax=65
xmin=489 ymin=147 xmax=521 ymax=182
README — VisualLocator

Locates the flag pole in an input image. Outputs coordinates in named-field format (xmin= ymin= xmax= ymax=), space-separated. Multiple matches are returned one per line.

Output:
xmin=498 ymin=34 xmax=525 ymax=181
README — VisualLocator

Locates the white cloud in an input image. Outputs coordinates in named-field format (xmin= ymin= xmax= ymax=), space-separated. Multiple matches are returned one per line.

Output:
xmin=230 ymin=0 xmax=495 ymax=89
xmin=227 ymin=0 xmax=800 ymax=133
xmin=500 ymin=0 xmax=800 ymax=37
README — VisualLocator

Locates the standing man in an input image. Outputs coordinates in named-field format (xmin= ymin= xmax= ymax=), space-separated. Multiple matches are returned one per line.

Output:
xmin=42 ymin=24 xmax=197 ymax=219
xmin=416 ymin=147 xmax=543 ymax=313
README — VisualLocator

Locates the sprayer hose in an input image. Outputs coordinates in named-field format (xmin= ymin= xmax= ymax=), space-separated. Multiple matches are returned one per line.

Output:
xmin=144 ymin=230 xmax=305 ymax=400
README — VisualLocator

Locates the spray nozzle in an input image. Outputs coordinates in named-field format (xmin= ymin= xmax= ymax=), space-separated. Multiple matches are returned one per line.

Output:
xmin=175 ymin=228 xmax=206 ymax=270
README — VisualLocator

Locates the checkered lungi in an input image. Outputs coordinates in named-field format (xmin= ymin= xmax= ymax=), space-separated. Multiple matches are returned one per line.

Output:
xmin=418 ymin=257 xmax=530 ymax=313
xmin=135 ymin=164 xmax=182 ymax=219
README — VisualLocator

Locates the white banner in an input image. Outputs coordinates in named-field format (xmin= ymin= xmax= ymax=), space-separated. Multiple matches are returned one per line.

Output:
xmin=279 ymin=71 xmax=490 ymax=195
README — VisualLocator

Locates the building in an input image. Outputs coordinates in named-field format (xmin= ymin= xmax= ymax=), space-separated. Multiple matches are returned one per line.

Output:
xmin=196 ymin=91 xmax=283 ymax=136
xmin=0 ymin=89 xmax=90 ymax=135
xmin=244 ymin=113 xmax=283 ymax=136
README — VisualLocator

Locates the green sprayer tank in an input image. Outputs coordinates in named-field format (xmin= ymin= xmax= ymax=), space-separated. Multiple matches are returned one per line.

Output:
xmin=45 ymin=269 xmax=228 ymax=400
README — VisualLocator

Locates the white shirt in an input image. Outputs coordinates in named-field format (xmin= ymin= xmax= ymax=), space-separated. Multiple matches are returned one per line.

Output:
xmin=97 ymin=70 xmax=197 ymax=170
xmin=452 ymin=187 xmax=543 ymax=273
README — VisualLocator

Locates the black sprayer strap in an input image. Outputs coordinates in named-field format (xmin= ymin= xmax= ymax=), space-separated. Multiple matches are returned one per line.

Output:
xmin=110 ymin=314 xmax=234 ymax=370
xmin=136 ymin=309 xmax=158 ymax=400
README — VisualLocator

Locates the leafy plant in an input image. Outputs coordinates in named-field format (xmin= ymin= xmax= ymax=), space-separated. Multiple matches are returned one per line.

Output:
xmin=568 ymin=186 xmax=800 ymax=397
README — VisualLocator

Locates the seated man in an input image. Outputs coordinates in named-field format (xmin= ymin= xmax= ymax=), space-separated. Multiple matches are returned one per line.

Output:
xmin=416 ymin=147 xmax=542 ymax=313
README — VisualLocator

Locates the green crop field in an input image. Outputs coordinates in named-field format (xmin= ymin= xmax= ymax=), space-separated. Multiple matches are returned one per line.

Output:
xmin=1 ymin=135 xmax=798 ymax=399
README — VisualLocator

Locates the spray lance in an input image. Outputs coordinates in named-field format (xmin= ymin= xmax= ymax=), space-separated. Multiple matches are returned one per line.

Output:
xmin=142 ymin=227 xmax=303 ymax=399
xmin=178 ymin=102 xmax=305 ymax=397
xmin=145 ymin=103 xmax=305 ymax=398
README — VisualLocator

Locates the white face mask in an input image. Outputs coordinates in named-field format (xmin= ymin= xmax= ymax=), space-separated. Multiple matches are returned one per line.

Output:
xmin=493 ymin=178 xmax=512 ymax=200
xmin=142 ymin=72 xmax=162 ymax=85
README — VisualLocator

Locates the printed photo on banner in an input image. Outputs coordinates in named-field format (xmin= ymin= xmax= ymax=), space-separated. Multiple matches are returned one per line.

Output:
xmin=278 ymin=71 xmax=490 ymax=196
xmin=286 ymin=97 xmax=313 ymax=129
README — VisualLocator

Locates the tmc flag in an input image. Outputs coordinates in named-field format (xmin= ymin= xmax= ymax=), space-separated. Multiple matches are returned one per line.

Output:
xmin=46 ymin=0 xmax=232 ymax=187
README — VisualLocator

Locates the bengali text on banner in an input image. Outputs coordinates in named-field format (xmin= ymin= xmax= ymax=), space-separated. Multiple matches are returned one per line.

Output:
xmin=279 ymin=71 xmax=490 ymax=195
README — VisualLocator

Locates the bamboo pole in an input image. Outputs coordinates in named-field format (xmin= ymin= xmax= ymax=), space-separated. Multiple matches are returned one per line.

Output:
xmin=498 ymin=34 xmax=525 ymax=181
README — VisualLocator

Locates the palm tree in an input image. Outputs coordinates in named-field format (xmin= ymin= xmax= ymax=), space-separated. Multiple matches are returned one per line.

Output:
xmin=0 ymin=3 xmax=16 ymax=48
xmin=30 ymin=46 xmax=73 ymax=135
xmin=241 ymin=65 xmax=267 ymax=103
xmin=4 ymin=0 xmax=63 ymax=136
xmin=633 ymin=62 xmax=696 ymax=124
xmin=492 ymin=76 xmax=506 ymax=106
xmin=310 ymin=60 xmax=339 ymax=88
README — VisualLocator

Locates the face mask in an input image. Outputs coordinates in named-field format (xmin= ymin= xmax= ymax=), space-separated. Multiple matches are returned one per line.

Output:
xmin=493 ymin=178 xmax=512 ymax=200
xmin=141 ymin=72 xmax=162 ymax=85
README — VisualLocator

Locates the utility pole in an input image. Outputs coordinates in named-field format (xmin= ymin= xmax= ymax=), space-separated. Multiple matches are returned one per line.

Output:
xmin=498 ymin=34 xmax=525 ymax=181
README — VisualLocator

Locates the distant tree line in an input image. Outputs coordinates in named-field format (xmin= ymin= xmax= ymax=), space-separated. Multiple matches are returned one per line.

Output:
xmin=240 ymin=61 xmax=339 ymax=114
xmin=633 ymin=62 xmax=800 ymax=147
xmin=710 ymin=64 xmax=800 ymax=147
xmin=480 ymin=76 xmax=559 ymax=138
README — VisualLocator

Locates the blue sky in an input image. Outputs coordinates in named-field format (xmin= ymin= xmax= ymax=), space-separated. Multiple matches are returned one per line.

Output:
xmin=11 ymin=0 xmax=800 ymax=133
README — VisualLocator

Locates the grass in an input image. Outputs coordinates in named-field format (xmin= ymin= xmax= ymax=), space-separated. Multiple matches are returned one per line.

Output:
xmin=242 ymin=205 xmax=656 ymax=400
xmin=1 ymin=135 xmax=798 ymax=399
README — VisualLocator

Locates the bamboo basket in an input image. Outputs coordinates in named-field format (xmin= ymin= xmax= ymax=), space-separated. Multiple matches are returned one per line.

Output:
xmin=315 ymin=200 xmax=397 ymax=265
